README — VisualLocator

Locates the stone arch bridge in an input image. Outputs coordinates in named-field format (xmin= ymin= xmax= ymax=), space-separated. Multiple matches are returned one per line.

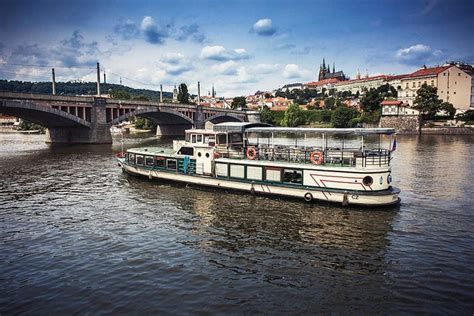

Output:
xmin=0 ymin=92 xmax=260 ymax=144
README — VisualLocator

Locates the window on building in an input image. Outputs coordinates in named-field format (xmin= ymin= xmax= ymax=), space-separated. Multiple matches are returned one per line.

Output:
xmin=283 ymin=169 xmax=303 ymax=184
xmin=443 ymin=73 xmax=446 ymax=76
xmin=192 ymin=134 xmax=197 ymax=143
xmin=454 ymin=91 xmax=456 ymax=94
xmin=424 ymin=81 xmax=427 ymax=85
xmin=458 ymin=73 xmax=461 ymax=76
xmin=431 ymin=80 xmax=434 ymax=86
xmin=412 ymin=82 xmax=416 ymax=88
xmin=197 ymin=135 xmax=203 ymax=143
xmin=418 ymin=82 xmax=421 ymax=87
xmin=406 ymin=83 xmax=409 ymax=88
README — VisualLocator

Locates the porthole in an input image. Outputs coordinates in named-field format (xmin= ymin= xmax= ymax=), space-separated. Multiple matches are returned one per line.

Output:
xmin=387 ymin=175 xmax=392 ymax=184
xmin=205 ymin=153 xmax=210 ymax=158
xmin=362 ymin=176 xmax=373 ymax=186
xmin=198 ymin=152 xmax=202 ymax=157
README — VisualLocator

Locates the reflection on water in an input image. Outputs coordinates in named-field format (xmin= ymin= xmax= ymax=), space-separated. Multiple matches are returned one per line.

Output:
xmin=0 ymin=133 xmax=473 ymax=314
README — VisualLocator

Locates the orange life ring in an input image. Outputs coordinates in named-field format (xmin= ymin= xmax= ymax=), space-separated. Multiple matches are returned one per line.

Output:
xmin=246 ymin=147 xmax=258 ymax=160
xmin=115 ymin=152 xmax=125 ymax=158
xmin=309 ymin=150 xmax=324 ymax=165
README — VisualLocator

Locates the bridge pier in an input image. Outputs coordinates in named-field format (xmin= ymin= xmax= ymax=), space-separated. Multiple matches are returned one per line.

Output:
xmin=156 ymin=124 xmax=191 ymax=136
xmin=46 ymin=97 xmax=112 ymax=144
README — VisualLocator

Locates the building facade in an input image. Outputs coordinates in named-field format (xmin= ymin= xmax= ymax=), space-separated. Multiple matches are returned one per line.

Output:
xmin=399 ymin=65 xmax=472 ymax=110
xmin=334 ymin=75 xmax=389 ymax=95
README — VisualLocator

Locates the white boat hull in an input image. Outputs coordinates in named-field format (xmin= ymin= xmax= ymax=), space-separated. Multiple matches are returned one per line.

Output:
xmin=119 ymin=161 xmax=400 ymax=207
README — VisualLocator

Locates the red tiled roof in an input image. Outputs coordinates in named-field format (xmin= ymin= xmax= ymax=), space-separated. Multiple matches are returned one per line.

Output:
xmin=386 ymin=74 xmax=410 ymax=80
xmin=305 ymin=78 xmax=340 ymax=86
xmin=334 ymin=75 xmax=389 ymax=85
xmin=381 ymin=100 xmax=403 ymax=106
xmin=408 ymin=66 xmax=451 ymax=78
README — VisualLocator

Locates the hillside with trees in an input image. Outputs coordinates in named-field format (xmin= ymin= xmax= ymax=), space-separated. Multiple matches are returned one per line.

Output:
xmin=0 ymin=80 xmax=172 ymax=101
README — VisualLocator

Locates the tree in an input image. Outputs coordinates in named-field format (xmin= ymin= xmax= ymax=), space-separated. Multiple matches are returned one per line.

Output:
xmin=231 ymin=96 xmax=247 ymax=110
xmin=360 ymin=88 xmax=383 ymax=113
xmin=134 ymin=116 xmax=156 ymax=130
xmin=18 ymin=119 xmax=46 ymax=133
xmin=259 ymin=105 xmax=274 ymax=124
xmin=439 ymin=101 xmax=456 ymax=119
xmin=177 ymin=83 xmax=190 ymax=104
xmin=331 ymin=106 xmax=358 ymax=128
xmin=324 ymin=97 xmax=336 ymax=110
xmin=281 ymin=103 xmax=305 ymax=127
xmin=110 ymin=89 xmax=131 ymax=100
xmin=132 ymin=95 xmax=149 ymax=101
xmin=413 ymin=83 xmax=442 ymax=119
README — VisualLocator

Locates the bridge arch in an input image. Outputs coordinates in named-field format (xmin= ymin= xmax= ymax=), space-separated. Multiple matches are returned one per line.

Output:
xmin=204 ymin=113 xmax=245 ymax=124
xmin=110 ymin=106 xmax=194 ymax=125
xmin=0 ymin=100 xmax=91 ymax=128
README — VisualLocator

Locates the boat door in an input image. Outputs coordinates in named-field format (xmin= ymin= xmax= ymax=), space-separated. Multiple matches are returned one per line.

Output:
xmin=195 ymin=147 xmax=213 ymax=175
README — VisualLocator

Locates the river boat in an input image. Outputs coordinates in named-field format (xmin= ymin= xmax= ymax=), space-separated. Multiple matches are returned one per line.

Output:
xmin=116 ymin=122 xmax=400 ymax=206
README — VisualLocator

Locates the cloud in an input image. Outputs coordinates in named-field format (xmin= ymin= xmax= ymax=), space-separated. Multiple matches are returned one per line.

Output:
xmin=177 ymin=23 xmax=206 ymax=43
xmin=251 ymin=18 xmax=277 ymax=36
xmin=421 ymin=0 xmax=439 ymax=15
xmin=275 ymin=43 xmax=295 ymax=51
xmin=248 ymin=63 xmax=279 ymax=75
xmin=283 ymin=64 xmax=312 ymax=79
xmin=290 ymin=46 xmax=313 ymax=55
xmin=113 ymin=18 xmax=139 ymax=40
xmin=140 ymin=16 xmax=172 ymax=44
xmin=395 ymin=44 xmax=444 ymax=65
xmin=200 ymin=46 xmax=250 ymax=61
xmin=158 ymin=53 xmax=192 ymax=76
xmin=211 ymin=61 xmax=238 ymax=75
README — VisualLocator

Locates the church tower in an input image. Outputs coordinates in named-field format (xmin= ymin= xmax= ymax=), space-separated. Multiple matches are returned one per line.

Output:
xmin=172 ymin=85 xmax=178 ymax=103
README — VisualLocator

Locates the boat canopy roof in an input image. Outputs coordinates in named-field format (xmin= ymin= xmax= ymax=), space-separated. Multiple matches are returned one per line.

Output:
xmin=245 ymin=127 xmax=396 ymax=135
xmin=213 ymin=122 xmax=272 ymax=133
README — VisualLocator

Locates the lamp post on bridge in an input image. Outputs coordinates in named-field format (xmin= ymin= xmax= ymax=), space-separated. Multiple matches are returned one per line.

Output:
xmin=96 ymin=62 xmax=101 ymax=96
xmin=51 ymin=68 xmax=56 ymax=95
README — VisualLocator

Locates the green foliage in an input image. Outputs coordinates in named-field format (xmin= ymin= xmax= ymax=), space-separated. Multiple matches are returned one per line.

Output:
xmin=131 ymin=95 xmax=150 ymax=101
xmin=110 ymin=89 xmax=131 ymax=100
xmin=0 ymin=80 xmax=172 ymax=101
xmin=360 ymin=88 xmax=383 ymax=113
xmin=177 ymin=83 xmax=190 ymax=104
xmin=456 ymin=109 xmax=474 ymax=121
xmin=331 ymin=106 xmax=359 ymax=128
xmin=134 ymin=116 xmax=156 ymax=130
xmin=324 ymin=97 xmax=335 ymax=110
xmin=231 ymin=96 xmax=247 ymax=110
xmin=439 ymin=101 xmax=456 ymax=119
xmin=413 ymin=84 xmax=442 ymax=119
xmin=281 ymin=103 xmax=305 ymax=127
xmin=359 ymin=110 xmax=381 ymax=124
xmin=259 ymin=105 xmax=274 ymax=124
xmin=18 ymin=119 xmax=46 ymax=133
xmin=303 ymin=109 xmax=332 ymax=124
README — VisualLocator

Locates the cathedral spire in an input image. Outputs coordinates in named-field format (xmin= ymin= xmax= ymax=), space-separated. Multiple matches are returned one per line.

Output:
xmin=322 ymin=58 xmax=326 ymax=70
xmin=333 ymin=62 xmax=335 ymax=73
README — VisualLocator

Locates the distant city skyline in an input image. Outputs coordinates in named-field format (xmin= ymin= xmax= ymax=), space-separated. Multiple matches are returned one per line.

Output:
xmin=0 ymin=0 xmax=472 ymax=97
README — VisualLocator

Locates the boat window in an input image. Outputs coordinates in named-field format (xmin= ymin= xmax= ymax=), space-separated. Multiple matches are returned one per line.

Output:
xmin=128 ymin=153 xmax=135 ymax=164
xmin=247 ymin=166 xmax=262 ymax=181
xmin=167 ymin=159 xmax=177 ymax=170
xmin=230 ymin=164 xmax=245 ymax=178
xmin=229 ymin=133 xmax=243 ymax=144
xmin=283 ymin=169 xmax=303 ymax=184
xmin=265 ymin=167 xmax=281 ymax=182
xmin=197 ymin=135 xmax=203 ymax=143
xmin=197 ymin=152 xmax=202 ymax=157
xmin=145 ymin=156 xmax=154 ymax=167
xmin=136 ymin=155 xmax=144 ymax=165
xmin=217 ymin=134 xmax=227 ymax=145
xmin=205 ymin=153 xmax=210 ymax=158
xmin=178 ymin=146 xmax=194 ymax=156
xmin=216 ymin=163 xmax=228 ymax=177
xmin=185 ymin=133 xmax=190 ymax=142
xmin=192 ymin=134 xmax=197 ymax=143
xmin=208 ymin=136 xmax=216 ymax=146
xmin=156 ymin=157 xmax=165 ymax=168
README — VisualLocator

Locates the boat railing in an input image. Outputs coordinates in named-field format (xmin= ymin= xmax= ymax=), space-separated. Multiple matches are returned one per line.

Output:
xmin=215 ymin=145 xmax=391 ymax=167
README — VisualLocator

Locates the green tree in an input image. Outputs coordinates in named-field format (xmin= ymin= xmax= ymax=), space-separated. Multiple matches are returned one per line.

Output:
xmin=177 ymin=83 xmax=190 ymax=104
xmin=132 ymin=95 xmax=149 ymax=101
xmin=331 ymin=106 xmax=358 ymax=128
xmin=360 ymin=88 xmax=383 ymax=113
xmin=281 ymin=103 xmax=305 ymax=127
xmin=134 ymin=116 xmax=156 ymax=130
xmin=231 ymin=96 xmax=247 ymax=110
xmin=439 ymin=101 xmax=456 ymax=119
xmin=18 ymin=119 xmax=46 ymax=133
xmin=413 ymin=83 xmax=442 ymax=119
xmin=324 ymin=97 xmax=336 ymax=110
xmin=110 ymin=89 xmax=131 ymax=100
xmin=259 ymin=105 xmax=274 ymax=124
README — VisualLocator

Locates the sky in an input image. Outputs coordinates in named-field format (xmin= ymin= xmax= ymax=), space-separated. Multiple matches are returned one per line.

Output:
xmin=0 ymin=0 xmax=472 ymax=97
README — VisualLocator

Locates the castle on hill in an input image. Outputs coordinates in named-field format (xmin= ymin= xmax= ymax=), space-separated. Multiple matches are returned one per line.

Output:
xmin=318 ymin=58 xmax=347 ymax=81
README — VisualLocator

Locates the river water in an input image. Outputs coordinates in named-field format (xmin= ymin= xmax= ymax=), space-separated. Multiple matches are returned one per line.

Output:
xmin=0 ymin=133 xmax=473 ymax=314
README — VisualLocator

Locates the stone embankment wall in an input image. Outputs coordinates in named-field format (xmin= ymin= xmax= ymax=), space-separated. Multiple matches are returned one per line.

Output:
xmin=379 ymin=116 xmax=420 ymax=134
xmin=379 ymin=116 xmax=474 ymax=135
xmin=420 ymin=127 xmax=474 ymax=135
